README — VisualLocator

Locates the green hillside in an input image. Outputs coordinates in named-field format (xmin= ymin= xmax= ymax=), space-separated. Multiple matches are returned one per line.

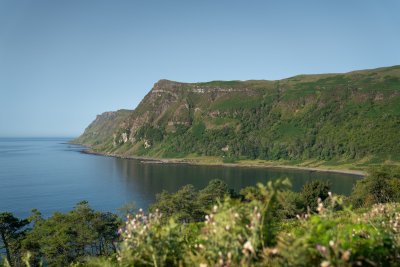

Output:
xmin=74 ymin=66 xmax=400 ymax=168
xmin=74 ymin=109 xmax=132 ymax=147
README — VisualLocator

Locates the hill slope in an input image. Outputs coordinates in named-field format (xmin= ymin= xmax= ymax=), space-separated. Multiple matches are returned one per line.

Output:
xmin=74 ymin=66 xmax=400 ymax=166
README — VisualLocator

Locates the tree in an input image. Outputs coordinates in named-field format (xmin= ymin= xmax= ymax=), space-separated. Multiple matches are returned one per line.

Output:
xmin=23 ymin=201 xmax=120 ymax=266
xmin=0 ymin=213 xmax=28 ymax=266
xmin=351 ymin=165 xmax=400 ymax=207
xmin=300 ymin=180 xmax=331 ymax=212
xmin=150 ymin=185 xmax=200 ymax=223
xmin=197 ymin=179 xmax=230 ymax=208
xmin=150 ymin=180 xmax=234 ymax=223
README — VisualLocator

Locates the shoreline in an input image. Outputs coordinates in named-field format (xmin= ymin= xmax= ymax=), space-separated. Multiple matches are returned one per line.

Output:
xmin=79 ymin=148 xmax=365 ymax=176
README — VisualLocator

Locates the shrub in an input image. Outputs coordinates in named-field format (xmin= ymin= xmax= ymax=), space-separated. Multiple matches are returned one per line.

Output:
xmin=22 ymin=201 xmax=120 ymax=266
xmin=267 ymin=197 xmax=400 ymax=266
xmin=150 ymin=179 xmax=233 ymax=223
xmin=351 ymin=165 xmax=400 ymax=207
xmin=117 ymin=210 xmax=187 ymax=266
xmin=300 ymin=180 xmax=331 ymax=212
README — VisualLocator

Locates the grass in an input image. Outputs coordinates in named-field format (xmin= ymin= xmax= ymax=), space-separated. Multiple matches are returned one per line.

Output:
xmin=95 ymin=152 xmax=371 ymax=175
xmin=165 ymin=155 xmax=395 ymax=174
xmin=210 ymin=94 xmax=262 ymax=111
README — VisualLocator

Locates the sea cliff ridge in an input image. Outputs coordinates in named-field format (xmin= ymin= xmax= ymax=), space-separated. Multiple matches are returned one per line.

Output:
xmin=73 ymin=65 xmax=400 ymax=170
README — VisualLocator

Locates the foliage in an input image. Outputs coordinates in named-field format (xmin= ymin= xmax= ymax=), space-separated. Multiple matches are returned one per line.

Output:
xmin=136 ymin=125 xmax=164 ymax=144
xmin=0 ymin=213 xmax=29 ymax=266
xmin=300 ymin=180 xmax=331 ymax=212
xmin=273 ymin=200 xmax=400 ymax=267
xmin=150 ymin=184 xmax=201 ymax=223
xmin=87 ymin=175 xmax=400 ymax=267
xmin=79 ymin=66 xmax=400 ymax=167
xmin=197 ymin=180 xmax=231 ymax=208
xmin=116 ymin=210 xmax=187 ymax=266
xmin=187 ymin=179 xmax=291 ymax=266
xmin=150 ymin=179 xmax=233 ymax=223
xmin=222 ymin=155 xmax=238 ymax=163
xmin=22 ymin=201 xmax=120 ymax=266
xmin=241 ymin=179 xmax=332 ymax=219
xmin=275 ymin=190 xmax=304 ymax=219
xmin=2 ymin=166 xmax=400 ymax=266
xmin=351 ymin=165 xmax=400 ymax=207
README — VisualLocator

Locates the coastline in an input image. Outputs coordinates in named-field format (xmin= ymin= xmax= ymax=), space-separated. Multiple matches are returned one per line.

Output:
xmin=79 ymin=147 xmax=365 ymax=176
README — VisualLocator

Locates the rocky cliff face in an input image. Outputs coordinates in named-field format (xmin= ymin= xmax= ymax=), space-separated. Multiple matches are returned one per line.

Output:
xmin=124 ymin=79 xmax=265 ymax=138
xmin=73 ymin=109 xmax=132 ymax=147
xmin=74 ymin=65 xmax=400 ymax=164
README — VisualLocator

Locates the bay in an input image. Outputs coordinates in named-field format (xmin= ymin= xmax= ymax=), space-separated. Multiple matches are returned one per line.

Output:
xmin=0 ymin=138 xmax=362 ymax=218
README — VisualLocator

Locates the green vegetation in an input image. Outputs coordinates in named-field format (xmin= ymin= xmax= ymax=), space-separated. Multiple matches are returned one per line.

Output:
xmin=31 ymin=66 xmax=400 ymax=265
xmin=150 ymin=179 xmax=238 ymax=223
xmin=74 ymin=66 xmax=400 ymax=170
xmin=351 ymin=165 xmax=400 ymax=207
xmin=72 ymin=109 xmax=132 ymax=148
xmin=1 ymin=202 xmax=120 ymax=267
xmin=2 ymin=166 xmax=400 ymax=266
xmin=0 ymin=213 xmax=28 ymax=266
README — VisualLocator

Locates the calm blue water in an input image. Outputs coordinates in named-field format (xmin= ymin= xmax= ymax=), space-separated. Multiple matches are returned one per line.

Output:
xmin=0 ymin=138 xmax=362 ymax=218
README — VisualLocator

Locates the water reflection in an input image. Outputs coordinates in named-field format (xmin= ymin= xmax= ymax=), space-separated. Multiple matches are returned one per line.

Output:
xmin=112 ymin=157 xmax=361 ymax=209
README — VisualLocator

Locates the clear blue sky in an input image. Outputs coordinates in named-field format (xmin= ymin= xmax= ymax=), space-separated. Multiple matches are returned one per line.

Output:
xmin=1 ymin=0 xmax=399 ymax=137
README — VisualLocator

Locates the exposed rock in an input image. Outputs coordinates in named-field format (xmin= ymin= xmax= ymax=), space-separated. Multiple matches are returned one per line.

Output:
xmin=221 ymin=145 xmax=229 ymax=152
xmin=144 ymin=139 xmax=151 ymax=149
xmin=121 ymin=133 xmax=128 ymax=143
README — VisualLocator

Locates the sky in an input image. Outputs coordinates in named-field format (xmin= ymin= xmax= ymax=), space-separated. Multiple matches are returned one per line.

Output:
xmin=0 ymin=1 xmax=399 ymax=137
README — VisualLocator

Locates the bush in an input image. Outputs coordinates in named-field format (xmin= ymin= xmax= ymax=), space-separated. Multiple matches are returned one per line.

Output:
xmin=90 ymin=179 xmax=400 ymax=267
xmin=150 ymin=179 xmax=233 ymax=223
xmin=4 ymin=168 xmax=400 ymax=266
xmin=117 ymin=210 xmax=187 ymax=266
xmin=22 ymin=201 xmax=120 ymax=266
xmin=300 ymin=180 xmax=331 ymax=212
xmin=272 ymin=200 xmax=400 ymax=267
xmin=222 ymin=155 xmax=238 ymax=163
xmin=351 ymin=165 xmax=400 ymax=207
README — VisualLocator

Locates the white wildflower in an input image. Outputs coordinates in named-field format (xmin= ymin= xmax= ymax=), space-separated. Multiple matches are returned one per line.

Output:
xmin=243 ymin=240 xmax=255 ymax=254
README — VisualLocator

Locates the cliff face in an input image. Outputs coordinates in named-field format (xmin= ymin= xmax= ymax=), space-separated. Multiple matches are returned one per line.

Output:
xmin=125 ymin=79 xmax=266 ymax=136
xmin=74 ymin=65 xmax=400 ymax=164
xmin=73 ymin=109 xmax=132 ymax=147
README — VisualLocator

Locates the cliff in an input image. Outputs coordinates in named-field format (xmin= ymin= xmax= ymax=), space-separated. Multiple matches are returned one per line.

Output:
xmin=73 ymin=109 xmax=132 ymax=147
xmin=74 ymin=65 xmax=400 ymax=165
